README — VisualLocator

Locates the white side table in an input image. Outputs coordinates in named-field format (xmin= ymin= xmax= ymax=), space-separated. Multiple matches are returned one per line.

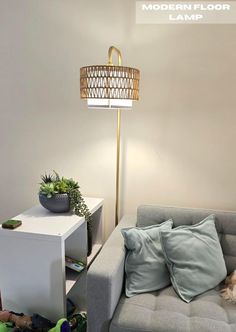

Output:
xmin=0 ymin=197 xmax=104 ymax=321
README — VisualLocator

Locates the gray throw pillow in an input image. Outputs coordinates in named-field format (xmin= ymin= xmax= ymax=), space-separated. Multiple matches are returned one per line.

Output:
xmin=121 ymin=219 xmax=173 ymax=297
xmin=160 ymin=214 xmax=227 ymax=303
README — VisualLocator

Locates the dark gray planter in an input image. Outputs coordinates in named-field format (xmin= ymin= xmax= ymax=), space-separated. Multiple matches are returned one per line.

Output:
xmin=39 ymin=193 xmax=70 ymax=213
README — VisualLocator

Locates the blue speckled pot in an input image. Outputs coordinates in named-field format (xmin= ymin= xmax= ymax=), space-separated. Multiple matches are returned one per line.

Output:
xmin=39 ymin=193 xmax=70 ymax=213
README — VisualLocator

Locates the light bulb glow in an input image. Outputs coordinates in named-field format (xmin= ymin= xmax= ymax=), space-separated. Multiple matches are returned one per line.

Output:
xmin=87 ymin=98 xmax=133 ymax=109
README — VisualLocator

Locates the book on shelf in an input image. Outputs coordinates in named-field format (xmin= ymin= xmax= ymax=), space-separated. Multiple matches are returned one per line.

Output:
xmin=65 ymin=256 xmax=85 ymax=273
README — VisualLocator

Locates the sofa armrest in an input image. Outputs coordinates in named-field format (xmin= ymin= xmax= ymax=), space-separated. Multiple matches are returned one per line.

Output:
xmin=87 ymin=215 xmax=137 ymax=332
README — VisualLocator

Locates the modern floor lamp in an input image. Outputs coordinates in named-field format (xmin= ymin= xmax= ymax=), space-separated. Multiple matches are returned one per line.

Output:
xmin=80 ymin=46 xmax=140 ymax=226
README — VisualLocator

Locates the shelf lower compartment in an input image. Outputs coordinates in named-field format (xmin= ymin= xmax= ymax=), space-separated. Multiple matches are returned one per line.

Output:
xmin=65 ymin=243 xmax=102 ymax=294
xmin=66 ymin=267 xmax=85 ymax=294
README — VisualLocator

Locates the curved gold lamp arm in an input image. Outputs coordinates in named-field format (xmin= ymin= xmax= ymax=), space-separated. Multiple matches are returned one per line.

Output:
xmin=108 ymin=46 xmax=122 ymax=66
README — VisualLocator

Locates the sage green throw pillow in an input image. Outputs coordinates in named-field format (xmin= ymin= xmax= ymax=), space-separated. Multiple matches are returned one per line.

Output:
xmin=121 ymin=219 xmax=173 ymax=297
xmin=160 ymin=215 xmax=227 ymax=303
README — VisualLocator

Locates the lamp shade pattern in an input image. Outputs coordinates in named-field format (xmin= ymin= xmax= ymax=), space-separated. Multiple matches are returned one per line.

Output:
xmin=80 ymin=65 xmax=140 ymax=101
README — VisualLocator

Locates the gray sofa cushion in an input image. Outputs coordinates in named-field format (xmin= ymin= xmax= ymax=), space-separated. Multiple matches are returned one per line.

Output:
xmin=137 ymin=205 xmax=236 ymax=274
xmin=110 ymin=286 xmax=236 ymax=332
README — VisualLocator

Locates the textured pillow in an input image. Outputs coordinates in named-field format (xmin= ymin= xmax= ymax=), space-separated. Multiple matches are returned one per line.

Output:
xmin=160 ymin=214 xmax=227 ymax=303
xmin=121 ymin=219 xmax=173 ymax=297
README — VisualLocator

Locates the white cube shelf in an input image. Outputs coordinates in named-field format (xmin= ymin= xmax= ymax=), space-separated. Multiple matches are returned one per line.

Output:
xmin=0 ymin=197 xmax=104 ymax=321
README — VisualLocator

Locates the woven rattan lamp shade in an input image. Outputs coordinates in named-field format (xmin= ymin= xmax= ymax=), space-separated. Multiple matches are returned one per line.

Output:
xmin=80 ymin=65 xmax=140 ymax=109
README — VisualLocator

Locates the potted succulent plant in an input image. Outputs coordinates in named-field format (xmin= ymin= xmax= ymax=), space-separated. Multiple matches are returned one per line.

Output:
xmin=39 ymin=171 xmax=92 ymax=255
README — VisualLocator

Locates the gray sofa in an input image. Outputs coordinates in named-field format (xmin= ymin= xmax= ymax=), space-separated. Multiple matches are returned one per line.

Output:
xmin=87 ymin=205 xmax=236 ymax=332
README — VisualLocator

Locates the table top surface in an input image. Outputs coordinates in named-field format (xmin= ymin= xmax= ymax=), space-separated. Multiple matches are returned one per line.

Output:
xmin=0 ymin=197 xmax=103 ymax=239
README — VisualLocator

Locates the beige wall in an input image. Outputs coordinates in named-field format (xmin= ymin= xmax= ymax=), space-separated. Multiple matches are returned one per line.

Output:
xmin=1 ymin=0 xmax=236 ymax=237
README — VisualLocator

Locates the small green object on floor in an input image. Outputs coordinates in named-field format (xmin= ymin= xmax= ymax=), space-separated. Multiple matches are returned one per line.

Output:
xmin=49 ymin=318 xmax=70 ymax=332
xmin=68 ymin=313 xmax=87 ymax=332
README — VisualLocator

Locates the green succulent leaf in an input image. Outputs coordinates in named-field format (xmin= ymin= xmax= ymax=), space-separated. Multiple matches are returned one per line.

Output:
xmin=39 ymin=182 xmax=58 ymax=197
xmin=41 ymin=173 xmax=54 ymax=184
xmin=53 ymin=170 xmax=61 ymax=182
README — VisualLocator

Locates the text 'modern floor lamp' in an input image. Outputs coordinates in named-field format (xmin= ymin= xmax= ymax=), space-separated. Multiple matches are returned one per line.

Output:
xmin=80 ymin=46 xmax=140 ymax=226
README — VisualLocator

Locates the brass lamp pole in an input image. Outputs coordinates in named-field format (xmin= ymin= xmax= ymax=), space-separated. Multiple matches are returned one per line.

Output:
xmin=108 ymin=46 xmax=122 ymax=226
xmin=80 ymin=46 xmax=140 ymax=227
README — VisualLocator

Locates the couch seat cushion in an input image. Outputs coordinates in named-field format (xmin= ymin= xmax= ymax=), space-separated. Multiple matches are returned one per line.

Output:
xmin=110 ymin=286 xmax=236 ymax=332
